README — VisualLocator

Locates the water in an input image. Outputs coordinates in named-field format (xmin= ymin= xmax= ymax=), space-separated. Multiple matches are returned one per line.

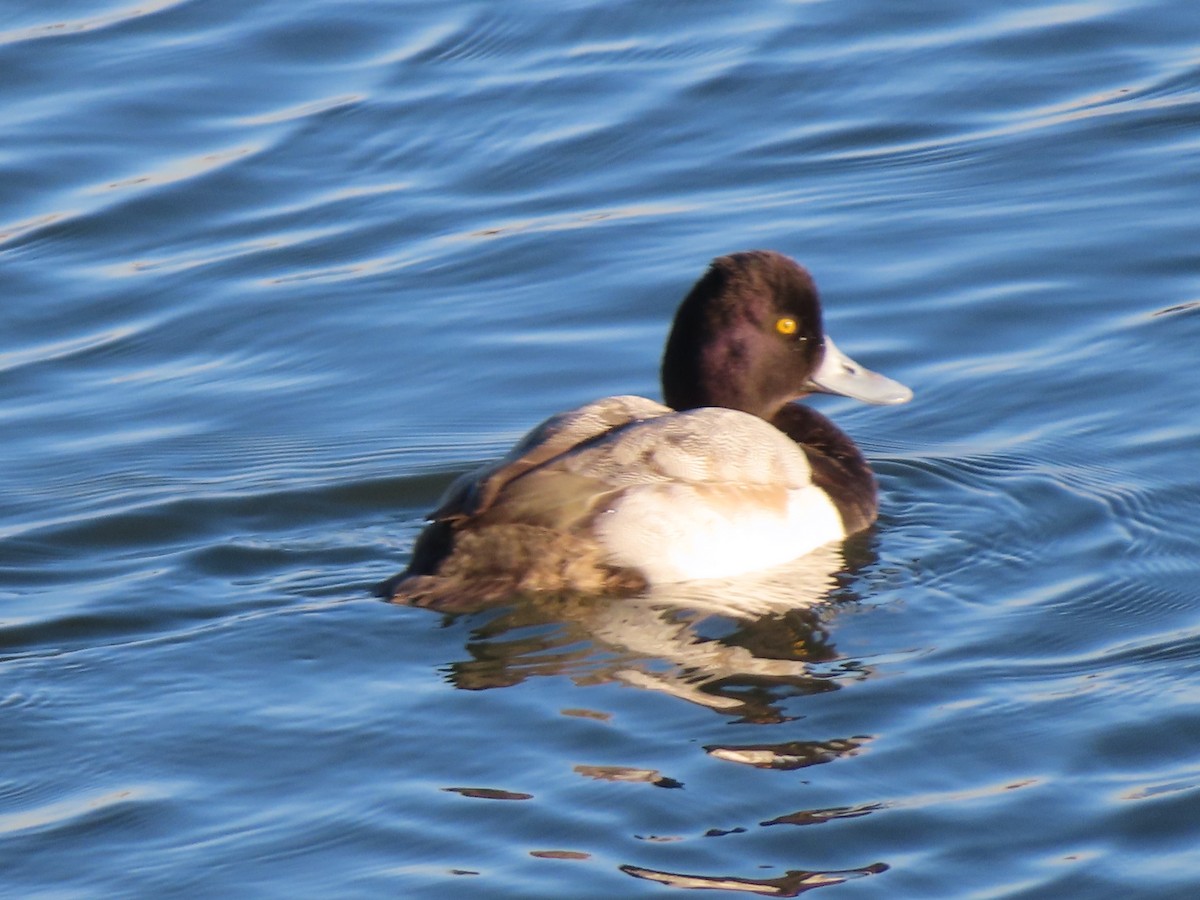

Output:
xmin=3 ymin=0 xmax=1199 ymax=896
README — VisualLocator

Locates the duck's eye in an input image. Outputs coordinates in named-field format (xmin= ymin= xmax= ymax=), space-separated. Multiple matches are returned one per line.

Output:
xmin=775 ymin=317 xmax=798 ymax=336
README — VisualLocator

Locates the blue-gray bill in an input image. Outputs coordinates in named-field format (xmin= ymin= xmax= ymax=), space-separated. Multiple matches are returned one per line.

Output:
xmin=805 ymin=337 xmax=913 ymax=405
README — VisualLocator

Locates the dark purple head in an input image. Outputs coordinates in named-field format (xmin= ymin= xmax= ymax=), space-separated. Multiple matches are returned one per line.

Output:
xmin=661 ymin=251 xmax=911 ymax=416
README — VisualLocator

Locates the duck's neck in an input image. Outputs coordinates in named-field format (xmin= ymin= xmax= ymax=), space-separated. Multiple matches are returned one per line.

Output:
xmin=771 ymin=403 xmax=878 ymax=534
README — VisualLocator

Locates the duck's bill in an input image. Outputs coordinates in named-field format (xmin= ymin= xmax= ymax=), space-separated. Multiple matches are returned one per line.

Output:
xmin=805 ymin=337 xmax=913 ymax=405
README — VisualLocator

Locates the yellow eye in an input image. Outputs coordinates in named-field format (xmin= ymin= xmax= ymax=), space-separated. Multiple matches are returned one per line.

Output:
xmin=775 ymin=317 xmax=798 ymax=336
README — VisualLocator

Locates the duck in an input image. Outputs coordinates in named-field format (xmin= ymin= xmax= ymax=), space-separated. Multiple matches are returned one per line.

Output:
xmin=377 ymin=250 xmax=911 ymax=607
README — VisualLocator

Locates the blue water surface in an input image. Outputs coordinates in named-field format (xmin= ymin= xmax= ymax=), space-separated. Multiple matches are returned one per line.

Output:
xmin=3 ymin=0 xmax=1200 ymax=897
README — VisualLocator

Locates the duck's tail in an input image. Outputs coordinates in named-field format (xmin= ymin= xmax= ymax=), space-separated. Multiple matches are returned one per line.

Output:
xmin=375 ymin=522 xmax=646 ymax=612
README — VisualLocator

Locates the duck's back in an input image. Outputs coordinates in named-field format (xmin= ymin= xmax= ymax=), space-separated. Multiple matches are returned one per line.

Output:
xmin=431 ymin=395 xmax=671 ymax=522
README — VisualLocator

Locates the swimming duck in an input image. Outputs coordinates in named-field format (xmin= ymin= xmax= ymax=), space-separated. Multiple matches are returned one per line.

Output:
xmin=378 ymin=250 xmax=911 ymax=607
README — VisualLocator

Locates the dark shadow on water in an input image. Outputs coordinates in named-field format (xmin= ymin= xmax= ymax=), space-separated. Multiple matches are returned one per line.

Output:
xmin=620 ymin=861 xmax=889 ymax=896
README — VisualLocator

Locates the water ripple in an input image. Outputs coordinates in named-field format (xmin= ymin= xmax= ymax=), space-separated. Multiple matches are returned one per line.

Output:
xmin=0 ymin=0 xmax=185 ymax=47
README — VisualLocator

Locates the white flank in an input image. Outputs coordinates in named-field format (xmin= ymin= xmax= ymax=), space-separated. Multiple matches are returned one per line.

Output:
xmin=594 ymin=483 xmax=845 ymax=584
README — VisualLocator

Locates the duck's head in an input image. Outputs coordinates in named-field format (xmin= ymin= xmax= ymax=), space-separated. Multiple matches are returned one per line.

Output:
xmin=661 ymin=250 xmax=911 ymax=416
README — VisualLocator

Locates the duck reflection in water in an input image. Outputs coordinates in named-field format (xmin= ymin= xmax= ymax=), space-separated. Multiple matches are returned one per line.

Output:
xmin=394 ymin=537 xmax=879 ymax=723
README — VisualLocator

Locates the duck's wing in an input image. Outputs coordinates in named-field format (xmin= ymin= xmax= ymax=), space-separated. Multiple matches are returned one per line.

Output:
xmin=474 ymin=406 xmax=815 ymax=527
xmin=430 ymin=395 xmax=670 ymax=522
xmin=551 ymin=407 xmax=815 ymax=489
